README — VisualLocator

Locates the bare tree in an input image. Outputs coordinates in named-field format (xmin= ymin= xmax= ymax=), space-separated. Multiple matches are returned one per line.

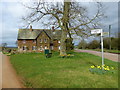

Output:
xmin=21 ymin=1 xmax=105 ymax=55
xmin=1 ymin=43 xmax=7 ymax=50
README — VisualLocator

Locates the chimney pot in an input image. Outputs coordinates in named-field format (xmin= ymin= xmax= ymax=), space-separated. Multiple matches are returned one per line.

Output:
xmin=52 ymin=26 xmax=55 ymax=32
xmin=30 ymin=25 xmax=32 ymax=31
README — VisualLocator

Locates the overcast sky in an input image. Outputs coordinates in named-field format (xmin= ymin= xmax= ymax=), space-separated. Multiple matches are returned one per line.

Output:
xmin=0 ymin=0 xmax=119 ymax=47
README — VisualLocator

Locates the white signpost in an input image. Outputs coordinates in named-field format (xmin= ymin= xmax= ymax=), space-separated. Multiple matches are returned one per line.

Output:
xmin=91 ymin=29 xmax=102 ymax=34
xmin=91 ymin=29 xmax=105 ymax=69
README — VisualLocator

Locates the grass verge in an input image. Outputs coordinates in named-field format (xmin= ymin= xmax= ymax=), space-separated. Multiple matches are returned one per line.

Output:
xmin=10 ymin=52 xmax=119 ymax=88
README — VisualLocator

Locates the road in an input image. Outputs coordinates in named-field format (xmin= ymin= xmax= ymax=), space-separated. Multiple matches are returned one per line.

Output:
xmin=0 ymin=52 xmax=24 ymax=89
xmin=75 ymin=49 xmax=119 ymax=62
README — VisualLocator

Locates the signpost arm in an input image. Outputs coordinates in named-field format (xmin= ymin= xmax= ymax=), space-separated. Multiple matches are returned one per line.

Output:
xmin=101 ymin=29 xmax=104 ymax=68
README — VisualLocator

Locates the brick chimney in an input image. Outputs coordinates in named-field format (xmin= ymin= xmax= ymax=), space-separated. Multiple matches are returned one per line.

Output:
xmin=52 ymin=26 xmax=55 ymax=32
xmin=30 ymin=25 xmax=33 ymax=31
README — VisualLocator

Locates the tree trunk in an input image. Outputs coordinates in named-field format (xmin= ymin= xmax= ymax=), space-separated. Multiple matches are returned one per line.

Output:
xmin=60 ymin=1 xmax=70 ymax=56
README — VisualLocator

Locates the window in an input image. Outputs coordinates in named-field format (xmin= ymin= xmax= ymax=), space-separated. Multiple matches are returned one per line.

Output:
xmin=33 ymin=40 xmax=36 ymax=43
xmin=23 ymin=46 xmax=27 ymax=50
xmin=44 ymin=39 xmax=47 ymax=43
xmin=40 ymin=39 xmax=42 ymax=43
xmin=40 ymin=46 xmax=43 ymax=51
xmin=51 ymin=46 xmax=53 ymax=50
xmin=45 ymin=45 xmax=48 ymax=49
xmin=32 ymin=46 xmax=36 ymax=50
xmin=23 ymin=40 xmax=26 ymax=43
xmin=58 ymin=41 xmax=60 ymax=43
xmin=67 ymin=34 xmax=69 ymax=37
xmin=53 ymin=32 xmax=55 ymax=34
xmin=58 ymin=46 xmax=60 ymax=50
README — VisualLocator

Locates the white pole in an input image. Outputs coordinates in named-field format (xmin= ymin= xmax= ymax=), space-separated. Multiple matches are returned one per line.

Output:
xmin=101 ymin=29 xmax=104 ymax=69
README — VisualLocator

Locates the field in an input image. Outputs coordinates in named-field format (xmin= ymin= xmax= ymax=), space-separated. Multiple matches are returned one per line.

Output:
xmin=10 ymin=52 xmax=119 ymax=88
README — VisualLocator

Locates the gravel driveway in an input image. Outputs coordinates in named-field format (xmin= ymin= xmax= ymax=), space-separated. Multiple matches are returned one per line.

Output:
xmin=0 ymin=52 xmax=24 ymax=88
xmin=75 ymin=49 xmax=119 ymax=62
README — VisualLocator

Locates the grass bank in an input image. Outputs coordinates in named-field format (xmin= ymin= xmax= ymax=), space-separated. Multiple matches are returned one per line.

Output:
xmin=86 ymin=49 xmax=120 ymax=54
xmin=10 ymin=52 xmax=118 ymax=88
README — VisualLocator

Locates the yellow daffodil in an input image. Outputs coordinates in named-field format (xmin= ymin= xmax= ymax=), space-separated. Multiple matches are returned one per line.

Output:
xmin=99 ymin=67 xmax=102 ymax=69
xmin=97 ymin=66 xmax=101 ymax=69
xmin=102 ymin=64 xmax=105 ymax=67
xmin=104 ymin=67 xmax=110 ymax=71
xmin=104 ymin=68 xmax=107 ymax=70
xmin=91 ymin=65 xmax=95 ymax=68
xmin=67 ymin=54 xmax=70 ymax=56
xmin=107 ymin=68 xmax=110 ymax=70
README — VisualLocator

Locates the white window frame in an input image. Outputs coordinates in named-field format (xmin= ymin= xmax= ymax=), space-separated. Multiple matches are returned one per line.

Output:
xmin=40 ymin=46 xmax=43 ymax=51
xmin=58 ymin=46 xmax=60 ymax=50
xmin=53 ymin=32 xmax=55 ymax=34
xmin=32 ymin=46 xmax=36 ymax=50
xmin=44 ymin=39 xmax=47 ymax=43
xmin=58 ymin=41 xmax=60 ymax=43
xmin=33 ymin=40 xmax=36 ymax=43
xmin=51 ymin=46 xmax=53 ymax=50
xmin=44 ymin=45 xmax=48 ymax=49
xmin=23 ymin=40 xmax=26 ymax=43
xmin=67 ymin=34 xmax=69 ymax=37
xmin=23 ymin=46 xmax=27 ymax=51
xmin=40 ymin=39 xmax=42 ymax=43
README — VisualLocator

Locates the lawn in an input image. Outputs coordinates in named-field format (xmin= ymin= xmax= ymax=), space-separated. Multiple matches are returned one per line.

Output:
xmin=10 ymin=52 xmax=119 ymax=88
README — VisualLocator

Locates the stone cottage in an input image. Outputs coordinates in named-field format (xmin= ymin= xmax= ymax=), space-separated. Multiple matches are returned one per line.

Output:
xmin=17 ymin=26 xmax=62 ymax=52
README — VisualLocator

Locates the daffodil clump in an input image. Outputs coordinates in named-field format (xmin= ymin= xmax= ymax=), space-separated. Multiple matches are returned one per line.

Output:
xmin=60 ymin=54 xmax=74 ymax=58
xmin=89 ymin=64 xmax=115 ymax=74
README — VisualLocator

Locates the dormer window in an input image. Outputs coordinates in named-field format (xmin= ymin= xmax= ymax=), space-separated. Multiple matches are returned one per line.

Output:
xmin=40 ymin=39 xmax=42 ymax=43
xmin=23 ymin=40 xmax=26 ymax=43
xmin=44 ymin=39 xmax=47 ymax=43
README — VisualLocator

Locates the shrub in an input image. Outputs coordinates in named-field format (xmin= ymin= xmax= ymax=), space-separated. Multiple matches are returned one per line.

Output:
xmin=78 ymin=39 xmax=88 ymax=49
xmin=87 ymin=40 xmax=100 ymax=49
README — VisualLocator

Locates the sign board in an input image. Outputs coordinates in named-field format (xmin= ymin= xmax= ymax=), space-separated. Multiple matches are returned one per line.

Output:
xmin=103 ymin=32 xmax=109 ymax=36
xmin=91 ymin=29 xmax=102 ymax=34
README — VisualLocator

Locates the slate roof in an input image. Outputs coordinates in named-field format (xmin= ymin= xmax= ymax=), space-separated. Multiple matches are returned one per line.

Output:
xmin=17 ymin=29 xmax=62 ymax=40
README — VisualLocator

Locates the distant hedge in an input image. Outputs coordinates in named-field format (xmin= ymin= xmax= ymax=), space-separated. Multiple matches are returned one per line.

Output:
xmin=78 ymin=37 xmax=119 ymax=50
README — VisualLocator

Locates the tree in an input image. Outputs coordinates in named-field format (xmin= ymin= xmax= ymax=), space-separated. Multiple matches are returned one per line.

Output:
xmin=1 ymin=43 xmax=7 ymax=50
xmin=78 ymin=39 xmax=87 ymax=49
xmin=87 ymin=40 xmax=100 ymax=49
xmin=111 ymin=37 xmax=118 ymax=50
xmin=21 ymin=1 xmax=105 ymax=55
xmin=103 ymin=37 xmax=109 ymax=49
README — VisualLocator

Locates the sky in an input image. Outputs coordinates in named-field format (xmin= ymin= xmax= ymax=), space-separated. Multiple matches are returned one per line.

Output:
xmin=0 ymin=0 xmax=119 ymax=47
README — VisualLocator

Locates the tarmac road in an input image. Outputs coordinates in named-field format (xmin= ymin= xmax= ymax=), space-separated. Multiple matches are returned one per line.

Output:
xmin=75 ymin=49 xmax=119 ymax=62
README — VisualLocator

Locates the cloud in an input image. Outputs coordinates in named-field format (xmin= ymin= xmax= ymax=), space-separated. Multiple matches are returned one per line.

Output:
xmin=0 ymin=1 xmax=119 ymax=46
xmin=0 ymin=2 xmax=23 ymax=45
